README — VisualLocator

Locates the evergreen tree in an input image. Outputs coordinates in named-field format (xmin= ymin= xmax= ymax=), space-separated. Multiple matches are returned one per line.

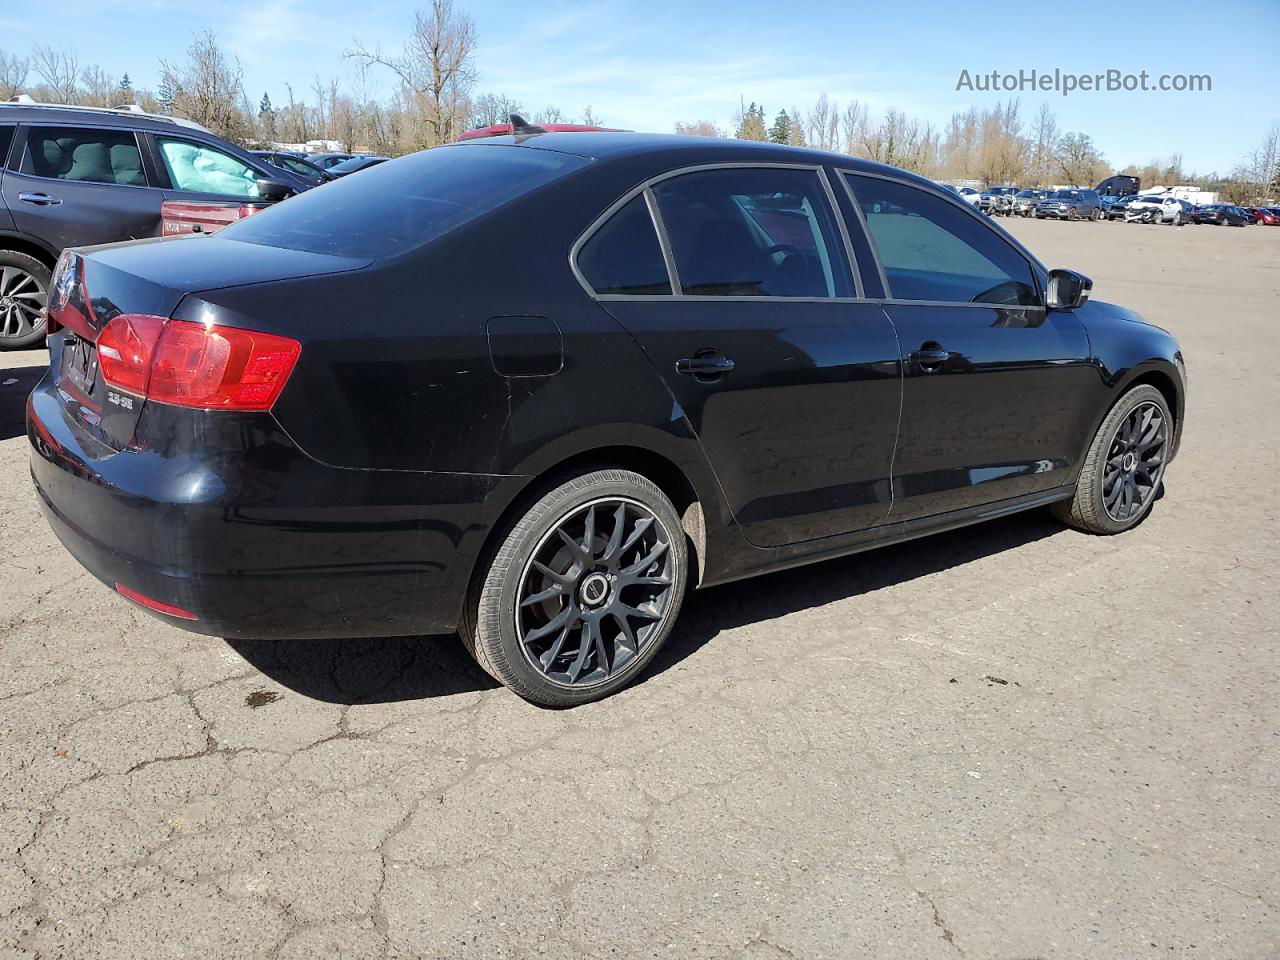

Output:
xmin=736 ymin=102 xmax=767 ymax=142
xmin=117 ymin=73 xmax=134 ymax=104
xmin=259 ymin=93 xmax=276 ymax=139
xmin=769 ymin=110 xmax=792 ymax=145
xmin=156 ymin=75 xmax=176 ymax=115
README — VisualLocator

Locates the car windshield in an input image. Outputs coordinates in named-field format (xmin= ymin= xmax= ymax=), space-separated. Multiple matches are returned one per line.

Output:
xmin=1052 ymin=190 xmax=1080 ymax=199
xmin=328 ymin=156 xmax=379 ymax=173
xmin=221 ymin=144 xmax=590 ymax=259
xmin=1016 ymin=190 xmax=1035 ymax=198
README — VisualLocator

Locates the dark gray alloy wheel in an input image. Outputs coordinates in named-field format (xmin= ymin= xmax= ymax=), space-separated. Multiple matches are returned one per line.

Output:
xmin=462 ymin=469 xmax=687 ymax=706
xmin=1053 ymin=384 xmax=1171 ymax=534
xmin=0 ymin=253 xmax=50 ymax=349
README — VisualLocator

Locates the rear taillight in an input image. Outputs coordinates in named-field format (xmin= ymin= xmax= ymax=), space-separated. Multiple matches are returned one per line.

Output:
xmin=115 ymin=583 xmax=198 ymax=620
xmin=97 ymin=316 xmax=300 ymax=412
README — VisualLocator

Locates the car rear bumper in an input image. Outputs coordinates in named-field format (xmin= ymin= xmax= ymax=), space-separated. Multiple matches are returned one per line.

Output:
xmin=28 ymin=378 xmax=515 ymax=639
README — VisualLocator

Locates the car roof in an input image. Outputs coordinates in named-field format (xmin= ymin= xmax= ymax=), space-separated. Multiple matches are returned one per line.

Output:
xmin=0 ymin=101 xmax=213 ymax=134
xmin=451 ymin=131 xmax=948 ymax=191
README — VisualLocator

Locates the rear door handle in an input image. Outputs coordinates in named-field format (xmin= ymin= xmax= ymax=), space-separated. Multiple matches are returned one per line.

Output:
xmin=910 ymin=344 xmax=951 ymax=371
xmin=18 ymin=192 xmax=62 ymax=206
xmin=676 ymin=354 xmax=735 ymax=380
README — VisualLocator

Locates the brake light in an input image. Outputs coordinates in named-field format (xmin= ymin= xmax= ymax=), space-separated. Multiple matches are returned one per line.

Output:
xmin=115 ymin=583 xmax=198 ymax=620
xmin=97 ymin=316 xmax=300 ymax=411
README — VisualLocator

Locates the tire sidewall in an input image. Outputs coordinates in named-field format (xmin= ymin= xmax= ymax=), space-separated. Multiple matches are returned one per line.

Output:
xmin=473 ymin=469 xmax=688 ymax=706
xmin=0 ymin=250 xmax=51 ymax=350
xmin=1079 ymin=385 xmax=1171 ymax=533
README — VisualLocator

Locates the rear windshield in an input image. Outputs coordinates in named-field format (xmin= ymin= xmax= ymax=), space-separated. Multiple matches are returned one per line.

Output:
xmin=221 ymin=144 xmax=590 ymax=259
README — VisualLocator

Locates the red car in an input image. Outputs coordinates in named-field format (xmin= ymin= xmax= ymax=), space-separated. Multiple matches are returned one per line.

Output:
xmin=1248 ymin=207 xmax=1280 ymax=225
xmin=458 ymin=114 xmax=622 ymax=141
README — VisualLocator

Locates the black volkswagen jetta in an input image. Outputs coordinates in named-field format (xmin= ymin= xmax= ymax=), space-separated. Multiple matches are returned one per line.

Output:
xmin=29 ymin=133 xmax=1186 ymax=706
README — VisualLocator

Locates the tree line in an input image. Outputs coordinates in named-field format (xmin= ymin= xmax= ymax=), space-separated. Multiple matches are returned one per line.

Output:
xmin=1 ymin=0 xmax=1276 ymax=202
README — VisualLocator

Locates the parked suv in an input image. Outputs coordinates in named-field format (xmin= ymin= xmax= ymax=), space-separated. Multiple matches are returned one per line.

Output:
xmin=0 ymin=99 xmax=304 ymax=349
xmin=1034 ymin=188 xmax=1104 ymax=220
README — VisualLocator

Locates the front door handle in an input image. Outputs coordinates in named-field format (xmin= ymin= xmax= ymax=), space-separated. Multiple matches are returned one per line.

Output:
xmin=676 ymin=354 xmax=735 ymax=381
xmin=17 ymin=192 xmax=62 ymax=206
xmin=910 ymin=343 xmax=951 ymax=372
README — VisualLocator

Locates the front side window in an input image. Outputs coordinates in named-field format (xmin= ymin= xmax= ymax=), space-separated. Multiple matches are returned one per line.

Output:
xmin=157 ymin=138 xmax=261 ymax=197
xmin=844 ymin=174 xmax=1038 ymax=306
xmin=21 ymin=126 xmax=146 ymax=186
xmin=651 ymin=167 xmax=852 ymax=298
xmin=577 ymin=195 xmax=672 ymax=296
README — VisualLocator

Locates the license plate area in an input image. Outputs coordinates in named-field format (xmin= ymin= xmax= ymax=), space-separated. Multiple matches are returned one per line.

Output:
xmin=60 ymin=332 xmax=101 ymax=405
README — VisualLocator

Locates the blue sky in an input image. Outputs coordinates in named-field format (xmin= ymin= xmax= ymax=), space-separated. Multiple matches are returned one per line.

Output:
xmin=5 ymin=0 xmax=1277 ymax=173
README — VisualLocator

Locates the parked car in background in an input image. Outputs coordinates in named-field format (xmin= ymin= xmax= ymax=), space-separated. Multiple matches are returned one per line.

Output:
xmin=956 ymin=186 xmax=982 ymax=208
xmin=982 ymin=185 xmax=1020 ymax=216
xmin=0 ymin=99 xmax=301 ymax=349
xmin=307 ymin=152 xmax=366 ymax=169
xmin=1262 ymin=208 xmax=1280 ymax=225
xmin=1035 ymin=188 xmax=1104 ymax=220
xmin=1012 ymin=189 xmax=1048 ymax=216
xmin=1125 ymin=195 xmax=1193 ymax=225
xmin=28 ymin=132 xmax=1185 ymax=706
xmin=1242 ymin=206 xmax=1279 ymax=225
xmin=250 ymin=150 xmax=333 ymax=187
xmin=327 ymin=155 xmax=390 ymax=177
xmin=1102 ymin=194 xmax=1138 ymax=220
xmin=458 ymin=114 xmax=623 ymax=140
xmin=1193 ymin=204 xmax=1250 ymax=226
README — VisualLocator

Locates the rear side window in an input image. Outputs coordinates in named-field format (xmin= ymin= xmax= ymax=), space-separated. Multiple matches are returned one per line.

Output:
xmin=0 ymin=126 xmax=14 ymax=168
xmin=222 ymin=145 xmax=590 ymax=259
xmin=844 ymin=174 xmax=1038 ymax=306
xmin=577 ymin=195 xmax=671 ymax=295
xmin=157 ymin=137 xmax=261 ymax=198
xmin=651 ymin=167 xmax=851 ymax=298
xmin=21 ymin=126 xmax=147 ymax=186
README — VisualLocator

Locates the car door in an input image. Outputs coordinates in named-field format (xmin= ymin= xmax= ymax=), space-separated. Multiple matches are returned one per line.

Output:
xmin=1 ymin=124 xmax=164 ymax=252
xmin=146 ymin=133 xmax=282 ymax=235
xmin=842 ymin=171 xmax=1095 ymax=522
xmin=576 ymin=164 xmax=902 ymax=547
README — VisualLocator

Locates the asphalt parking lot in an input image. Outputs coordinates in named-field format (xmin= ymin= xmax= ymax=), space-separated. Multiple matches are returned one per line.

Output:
xmin=1 ymin=217 xmax=1277 ymax=959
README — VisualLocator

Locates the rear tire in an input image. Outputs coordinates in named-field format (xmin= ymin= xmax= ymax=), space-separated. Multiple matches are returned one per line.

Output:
xmin=461 ymin=469 xmax=688 ymax=706
xmin=1053 ymin=385 xmax=1172 ymax=534
xmin=0 ymin=251 xmax=51 ymax=351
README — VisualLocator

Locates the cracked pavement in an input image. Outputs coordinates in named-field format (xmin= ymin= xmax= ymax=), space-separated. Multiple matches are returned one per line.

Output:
xmin=1 ymin=218 xmax=1277 ymax=958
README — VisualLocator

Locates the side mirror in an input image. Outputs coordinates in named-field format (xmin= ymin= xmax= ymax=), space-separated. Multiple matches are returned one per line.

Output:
xmin=1046 ymin=268 xmax=1093 ymax=309
xmin=255 ymin=178 xmax=294 ymax=202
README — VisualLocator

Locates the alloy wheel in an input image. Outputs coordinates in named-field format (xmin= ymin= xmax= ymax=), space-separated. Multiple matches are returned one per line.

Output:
xmin=1102 ymin=401 xmax=1167 ymax=523
xmin=0 ymin=265 xmax=47 ymax=340
xmin=515 ymin=497 xmax=677 ymax=688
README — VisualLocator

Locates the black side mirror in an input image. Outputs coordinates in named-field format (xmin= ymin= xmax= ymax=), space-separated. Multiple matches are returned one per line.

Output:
xmin=255 ymin=178 xmax=294 ymax=202
xmin=1046 ymin=268 xmax=1093 ymax=309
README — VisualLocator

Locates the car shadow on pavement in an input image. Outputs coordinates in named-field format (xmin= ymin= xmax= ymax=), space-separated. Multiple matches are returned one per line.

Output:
xmin=0 ymin=364 xmax=45 ymax=441
xmin=227 ymin=509 xmax=1067 ymax=705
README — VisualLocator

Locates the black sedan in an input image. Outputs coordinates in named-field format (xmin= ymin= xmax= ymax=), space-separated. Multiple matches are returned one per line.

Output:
xmin=28 ymin=134 xmax=1186 ymax=705
xmin=249 ymin=150 xmax=333 ymax=187
xmin=1194 ymin=204 xmax=1250 ymax=226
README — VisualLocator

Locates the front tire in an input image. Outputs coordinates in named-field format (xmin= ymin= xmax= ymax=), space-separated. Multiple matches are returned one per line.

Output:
xmin=462 ymin=469 xmax=688 ymax=706
xmin=1053 ymin=385 xmax=1171 ymax=534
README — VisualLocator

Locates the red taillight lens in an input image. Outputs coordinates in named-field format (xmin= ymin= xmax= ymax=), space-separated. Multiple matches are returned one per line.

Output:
xmin=115 ymin=583 xmax=198 ymax=620
xmin=97 ymin=316 xmax=300 ymax=412
xmin=97 ymin=314 xmax=166 ymax=394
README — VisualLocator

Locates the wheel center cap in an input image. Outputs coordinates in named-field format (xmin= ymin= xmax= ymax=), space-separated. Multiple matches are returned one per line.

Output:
xmin=1122 ymin=451 xmax=1137 ymax=472
xmin=580 ymin=573 xmax=610 ymax=607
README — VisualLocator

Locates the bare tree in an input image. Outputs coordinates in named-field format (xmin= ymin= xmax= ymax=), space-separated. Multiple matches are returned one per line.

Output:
xmin=348 ymin=0 xmax=477 ymax=147
xmin=1029 ymin=104 xmax=1059 ymax=186
xmin=674 ymin=119 xmax=727 ymax=138
xmin=80 ymin=64 xmax=116 ymax=107
xmin=840 ymin=100 xmax=867 ymax=156
xmin=0 ymin=50 xmax=29 ymax=100
xmin=534 ymin=105 xmax=565 ymax=125
xmin=32 ymin=45 xmax=80 ymax=102
xmin=580 ymin=105 xmax=602 ymax=127
xmin=1240 ymin=122 xmax=1280 ymax=201
xmin=470 ymin=92 xmax=522 ymax=128
xmin=159 ymin=31 xmax=249 ymax=141
xmin=803 ymin=94 xmax=839 ymax=152
xmin=1056 ymin=132 xmax=1106 ymax=186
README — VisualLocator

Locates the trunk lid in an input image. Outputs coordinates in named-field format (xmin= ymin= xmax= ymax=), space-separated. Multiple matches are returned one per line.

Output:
xmin=46 ymin=236 xmax=370 ymax=451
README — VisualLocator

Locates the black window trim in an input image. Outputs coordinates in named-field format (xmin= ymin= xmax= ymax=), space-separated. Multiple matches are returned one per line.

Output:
xmin=838 ymin=168 xmax=1050 ymax=310
xmin=13 ymin=122 xmax=158 ymax=191
xmin=569 ymin=161 xmax=866 ymax=302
